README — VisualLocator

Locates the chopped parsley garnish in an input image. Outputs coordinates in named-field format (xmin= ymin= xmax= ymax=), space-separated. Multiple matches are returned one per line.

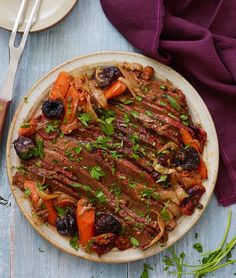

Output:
xmin=70 ymin=235 xmax=79 ymax=251
xmin=20 ymin=121 xmax=30 ymax=128
xmin=123 ymin=113 xmax=130 ymax=123
xmin=130 ymin=237 xmax=139 ymax=247
xmin=136 ymin=95 xmax=143 ymax=102
xmin=110 ymin=150 xmax=123 ymax=159
xmin=90 ymin=166 xmax=105 ymax=180
xmin=193 ymin=242 xmax=203 ymax=253
xmin=55 ymin=206 xmax=71 ymax=218
xmin=78 ymin=113 xmax=92 ymax=126
xmin=161 ymin=202 xmax=170 ymax=221
xmin=38 ymin=248 xmax=45 ymax=253
xmin=45 ymin=121 xmax=59 ymax=134
xmin=111 ymin=184 xmax=122 ymax=199
xmin=95 ymin=191 xmax=107 ymax=204
xmin=180 ymin=114 xmax=188 ymax=121
xmin=118 ymin=175 xmax=126 ymax=180
xmin=128 ymin=181 xmax=137 ymax=189
xmin=165 ymin=95 xmax=181 ymax=111
xmin=123 ymin=99 xmax=134 ymax=105
xmin=100 ymin=120 xmax=114 ymax=136
xmin=130 ymin=110 xmax=140 ymax=118
xmin=156 ymin=175 xmax=168 ymax=183
xmin=130 ymin=133 xmax=139 ymax=144
xmin=24 ymin=188 xmax=31 ymax=197
xmin=195 ymin=232 xmax=198 ymax=239
xmin=140 ymin=263 xmax=153 ymax=278
xmin=69 ymin=183 xmax=92 ymax=192
xmin=160 ymin=85 xmax=166 ymax=90
xmin=159 ymin=100 xmax=166 ymax=106
xmin=24 ymin=97 xmax=28 ymax=103
xmin=33 ymin=138 xmax=44 ymax=158
xmin=73 ymin=145 xmax=82 ymax=154
xmin=145 ymin=110 xmax=153 ymax=117
xmin=111 ymin=167 xmax=116 ymax=175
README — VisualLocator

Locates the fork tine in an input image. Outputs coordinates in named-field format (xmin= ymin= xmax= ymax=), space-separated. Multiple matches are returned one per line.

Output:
xmin=9 ymin=0 xmax=28 ymax=47
xmin=19 ymin=0 xmax=42 ymax=49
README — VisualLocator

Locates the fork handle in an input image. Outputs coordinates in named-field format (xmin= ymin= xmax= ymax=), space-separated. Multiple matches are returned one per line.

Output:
xmin=0 ymin=98 xmax=11 ymax=143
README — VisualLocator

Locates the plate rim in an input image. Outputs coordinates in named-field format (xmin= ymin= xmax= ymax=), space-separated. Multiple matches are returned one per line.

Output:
xmin=6 ymin=50 xmax=219 ymax=263
xmin=0 ymin=0 xmax=78 ymax=33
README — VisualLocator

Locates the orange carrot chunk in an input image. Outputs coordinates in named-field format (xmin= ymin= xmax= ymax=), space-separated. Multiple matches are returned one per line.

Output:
xmin=44 ymin=200 xmax=57 ymax=226
xmin=63 ymin=85 xmax=80 ymax=124
xmin=49 ymin=71 xmax=72 ymax=100
xmin=76 ymin=199 xmax=95 ymax=246
xmin=19 ymin=119 xmax=37 ymax=136
xmin=24 ymin=180 xmax=39 ymax=203
xmin=198 ymin=157 xmax=208 ymax=180
xmin=179 ymin=127 xmax=201 ymax=152
xmin=103 ymin=80 xmax=127 ymax=100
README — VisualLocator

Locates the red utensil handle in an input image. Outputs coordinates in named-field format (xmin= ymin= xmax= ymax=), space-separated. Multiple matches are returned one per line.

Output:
xmin=0 ymin=98 xmax=10 ymax=143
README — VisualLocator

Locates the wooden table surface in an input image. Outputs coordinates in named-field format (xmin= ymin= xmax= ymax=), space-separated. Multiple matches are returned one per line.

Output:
xmin=0 ymin=1 xmax=235 ymax=277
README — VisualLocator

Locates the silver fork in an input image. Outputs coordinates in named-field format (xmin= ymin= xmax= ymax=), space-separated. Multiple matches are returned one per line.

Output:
xmin=0 ymin=0 xmax=41 ymax=142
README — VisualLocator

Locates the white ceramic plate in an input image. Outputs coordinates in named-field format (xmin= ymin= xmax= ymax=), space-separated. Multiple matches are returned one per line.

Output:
xmin=0 ymin=0 xmax=78 ymax=32
xmin=7 ymin=51 xmax=219 ymax=263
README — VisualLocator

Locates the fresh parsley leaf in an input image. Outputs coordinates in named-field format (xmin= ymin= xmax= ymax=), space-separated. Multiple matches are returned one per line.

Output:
xmin=193 ymin=243 xmax=203 ymax=253
xmin=70 ymin=235 xmax=79 ymax=251
xmin=90 ymin=166 xmax=105 ymax=180
xmin=78 ymin=113 xmax=92 ymax=126
xmin=130 ymin=237 xmax=139 ymax=247
xmin=140 ymin=263 xmax=153 ymax=278
xmin=38 ymin=248 xmax=45 ymax=253
xmin=195 ymin=232 xmax=198 ymax=239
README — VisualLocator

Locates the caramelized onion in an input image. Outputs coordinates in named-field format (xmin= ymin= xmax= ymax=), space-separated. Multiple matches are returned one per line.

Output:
xmin=153 ymin=161 xmax=176 ymax=175
xmin=88 ymin=80 xmax=107 ymax=109
xmin=144 ymin=215 xmax=165 ymax=248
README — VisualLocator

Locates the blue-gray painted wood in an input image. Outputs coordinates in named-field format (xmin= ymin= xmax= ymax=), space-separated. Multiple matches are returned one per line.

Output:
xmin=0 ymin=1 xmax=235 ymax=277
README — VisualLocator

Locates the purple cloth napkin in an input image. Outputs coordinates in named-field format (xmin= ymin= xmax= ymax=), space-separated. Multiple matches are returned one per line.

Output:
xmin=100 ymin=0 xmax=236 ymax=206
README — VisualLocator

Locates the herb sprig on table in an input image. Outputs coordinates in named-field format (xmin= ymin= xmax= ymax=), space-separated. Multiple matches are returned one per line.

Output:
xmin=162 ymin=210 xmax=236 ymax=277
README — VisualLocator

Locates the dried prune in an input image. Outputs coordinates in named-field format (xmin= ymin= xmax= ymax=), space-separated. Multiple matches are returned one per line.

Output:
xmin=174 ymin=147 xmax=200 ymax=170
xmin=95 ymin=66 xmax=121 ymax=89
xmin=42 ymin=99 xmax=64 ymax=119
xmin=13 ymin=136 xmax=35 ymax=160
xmin=56 ymin=212 xmax=77 ymax=236
xmin=95 ymin=213 xmax=122 ymax=235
